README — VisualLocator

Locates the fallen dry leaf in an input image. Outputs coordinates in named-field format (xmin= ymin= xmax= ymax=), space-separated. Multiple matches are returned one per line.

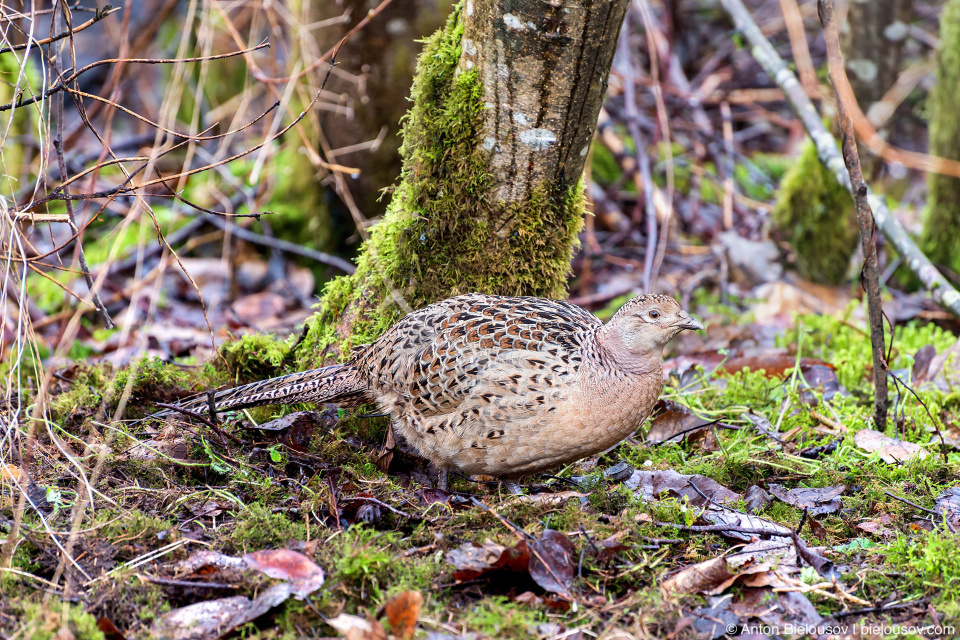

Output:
xmin=242 ymin=549 xmax=325 ymax=597
xmin=446 ymin=539 xmax=530 ymax=581
xmin=154 ymin=548 xmax=326 ymax=639
xmin=768 ymin=484 xmax=845 ymax=516
xmin=446 ymin=530 xmax=577 ymax=599
xmin=151 ymin=583 xmax=293 ymax=640
xmin=934 ymin=487 xmax=960 ymax=529
xmin=378 ymin=591 xmax=422 ymax=640
xmin=646 ymin=400 xmax=715 ymax=444
xmin=856 ymin=514 xmax=896 ymax=538
xmin=701 ymin=508 xmax=793 ymax=542
xmin=743 ymin=485 xmax=772 ymax=514
xmin=528 ymin=530 xmax=576 ymax=598
xmin=594 ymin=531 xmax=629 ymax=563
xmin=806 ymin=515 xmax=829 ymax=541
xmin=327 ymin=613 xmax=388 ymax=640
xmin=686 ymin=597 xmax=740 ymax=639
xmin=661 ymin=557 xmax=734 ymax=595
xmin=0 ymin=463 xmax=22 ymax=483
xmin=854 ymin=429 xmax=929 ymax=463
xmin=96 ymin=617 xmax=124 ymax=640
xmin=625 ymin=469 xmax=739 ymax=506
xmin=663 ymin=539 xmax=806 ymax=597
xmin=729 ymin=588 xmax=824 ymax=636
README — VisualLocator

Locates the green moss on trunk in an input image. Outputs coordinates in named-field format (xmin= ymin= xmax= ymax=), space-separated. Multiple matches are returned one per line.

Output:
xmin=295 ymin=5 xmax=584 ymax=366
xmin=772 ymin=140 xmax=858 ymax=284
xmin=921 ymin=0 xmax=960 ymax=275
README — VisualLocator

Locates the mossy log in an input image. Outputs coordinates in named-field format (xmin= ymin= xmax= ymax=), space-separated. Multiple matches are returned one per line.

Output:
xmin=295 ymin=0 xmax=630 ymax=367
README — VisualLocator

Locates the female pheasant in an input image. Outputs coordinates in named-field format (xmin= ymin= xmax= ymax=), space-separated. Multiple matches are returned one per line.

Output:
xmin=155 ymin=293 xmax=702 ymax=491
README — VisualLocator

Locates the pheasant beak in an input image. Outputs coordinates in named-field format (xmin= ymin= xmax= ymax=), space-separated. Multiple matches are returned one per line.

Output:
xmin=677 ymin=314 xmax=704 ymax=332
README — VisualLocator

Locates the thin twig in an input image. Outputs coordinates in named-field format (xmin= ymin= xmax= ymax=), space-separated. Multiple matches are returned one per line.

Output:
xmin=882 ymin=490 xmax=937 ymax=516
xmin=818 ymin=0 xmax=888 ymax=429
xmin=154 ymin=403 xmax=243 ymax=448
xmin=615 ymin=15 xmax=657 ymax=294
xmin=51 ymin=48 xmax=113 ymax=328
xmin=0 ymin=5 xmax=119 ymax=54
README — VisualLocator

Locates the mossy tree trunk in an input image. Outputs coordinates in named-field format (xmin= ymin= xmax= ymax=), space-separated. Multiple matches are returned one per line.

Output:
xmin=296 ymin=0 xmax=630 ymax=366
xmin=921 ymin=0 xmax=960 ymax=277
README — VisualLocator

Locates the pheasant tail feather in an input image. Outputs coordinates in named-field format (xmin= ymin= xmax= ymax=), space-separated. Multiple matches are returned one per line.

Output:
xmin=153 ymin=364 xmax=365 ymax=419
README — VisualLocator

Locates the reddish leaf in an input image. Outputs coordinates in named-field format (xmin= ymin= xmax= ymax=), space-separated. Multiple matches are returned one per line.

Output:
xmin=806 ymin=516 xmax=829 ymax=541
xmin=379 ymin=591 xmax=422 ymax=640
xmin=96 ymin=617 xmax=125 ymax=640
xmin=528 ymin=530 xmax=576 ymax=598
xmin=856 ymin=514 xmax=896 ymax=538
xmin=416 ymin=487 xmax=451 ymax=505
xmin=242 ymin=549 xmax=324 ymax=597
xmin=595 ymin=531 xmax=629 ymax=563
xmin=647 ymin=401 xmax=715 ymax=444
xmin=446 ymin=539 xmax=531 ymax=581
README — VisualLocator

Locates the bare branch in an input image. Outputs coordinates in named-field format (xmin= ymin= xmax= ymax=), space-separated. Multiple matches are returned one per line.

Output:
xmin=818 ymin=0 xmax=887 ymax=429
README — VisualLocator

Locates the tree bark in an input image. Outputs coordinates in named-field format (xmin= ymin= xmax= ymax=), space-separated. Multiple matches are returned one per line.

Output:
xmin=462 ymin=0 xmax=626 ymax=203
xmin=842 ymin=0 xmax=911 ymax=176
xmin=296 ymin=0 xmax=630 ymax=365
xmin=921 ymin=0 xmax=960 ymax=278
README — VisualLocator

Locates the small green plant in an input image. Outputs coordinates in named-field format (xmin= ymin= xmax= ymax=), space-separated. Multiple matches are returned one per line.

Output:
xmin=887 ymin=528 xmax=960 ymax=616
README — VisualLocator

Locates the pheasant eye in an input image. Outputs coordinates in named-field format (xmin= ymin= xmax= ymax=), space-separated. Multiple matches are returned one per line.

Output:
xmin=649 ymin=310 xmax=660 ymax=319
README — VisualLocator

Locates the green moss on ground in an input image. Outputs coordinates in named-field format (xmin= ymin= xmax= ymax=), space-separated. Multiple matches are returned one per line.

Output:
xmin=772 ymin=140 xmax=858 ymax=284
xmin=888 ymin=528 xmax=960 ymax=617
xmin=227 ymin=502 xmax=309 ymax=553
xmin=7 ymin=600 xmax=105 ymax=640
xmin=318 ymin=527 xmax=440 ymax=606
xmin=221 ymin=333 xmax=293 ymax=384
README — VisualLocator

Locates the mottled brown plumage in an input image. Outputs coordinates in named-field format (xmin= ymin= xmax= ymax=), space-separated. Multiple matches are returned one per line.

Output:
xmin=155 ymin=293 xmax=702 ymax=489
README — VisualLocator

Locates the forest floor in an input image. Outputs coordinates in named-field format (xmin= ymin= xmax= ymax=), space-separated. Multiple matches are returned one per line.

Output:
xmin=4 ymin=286 xmax=960 ymax=639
